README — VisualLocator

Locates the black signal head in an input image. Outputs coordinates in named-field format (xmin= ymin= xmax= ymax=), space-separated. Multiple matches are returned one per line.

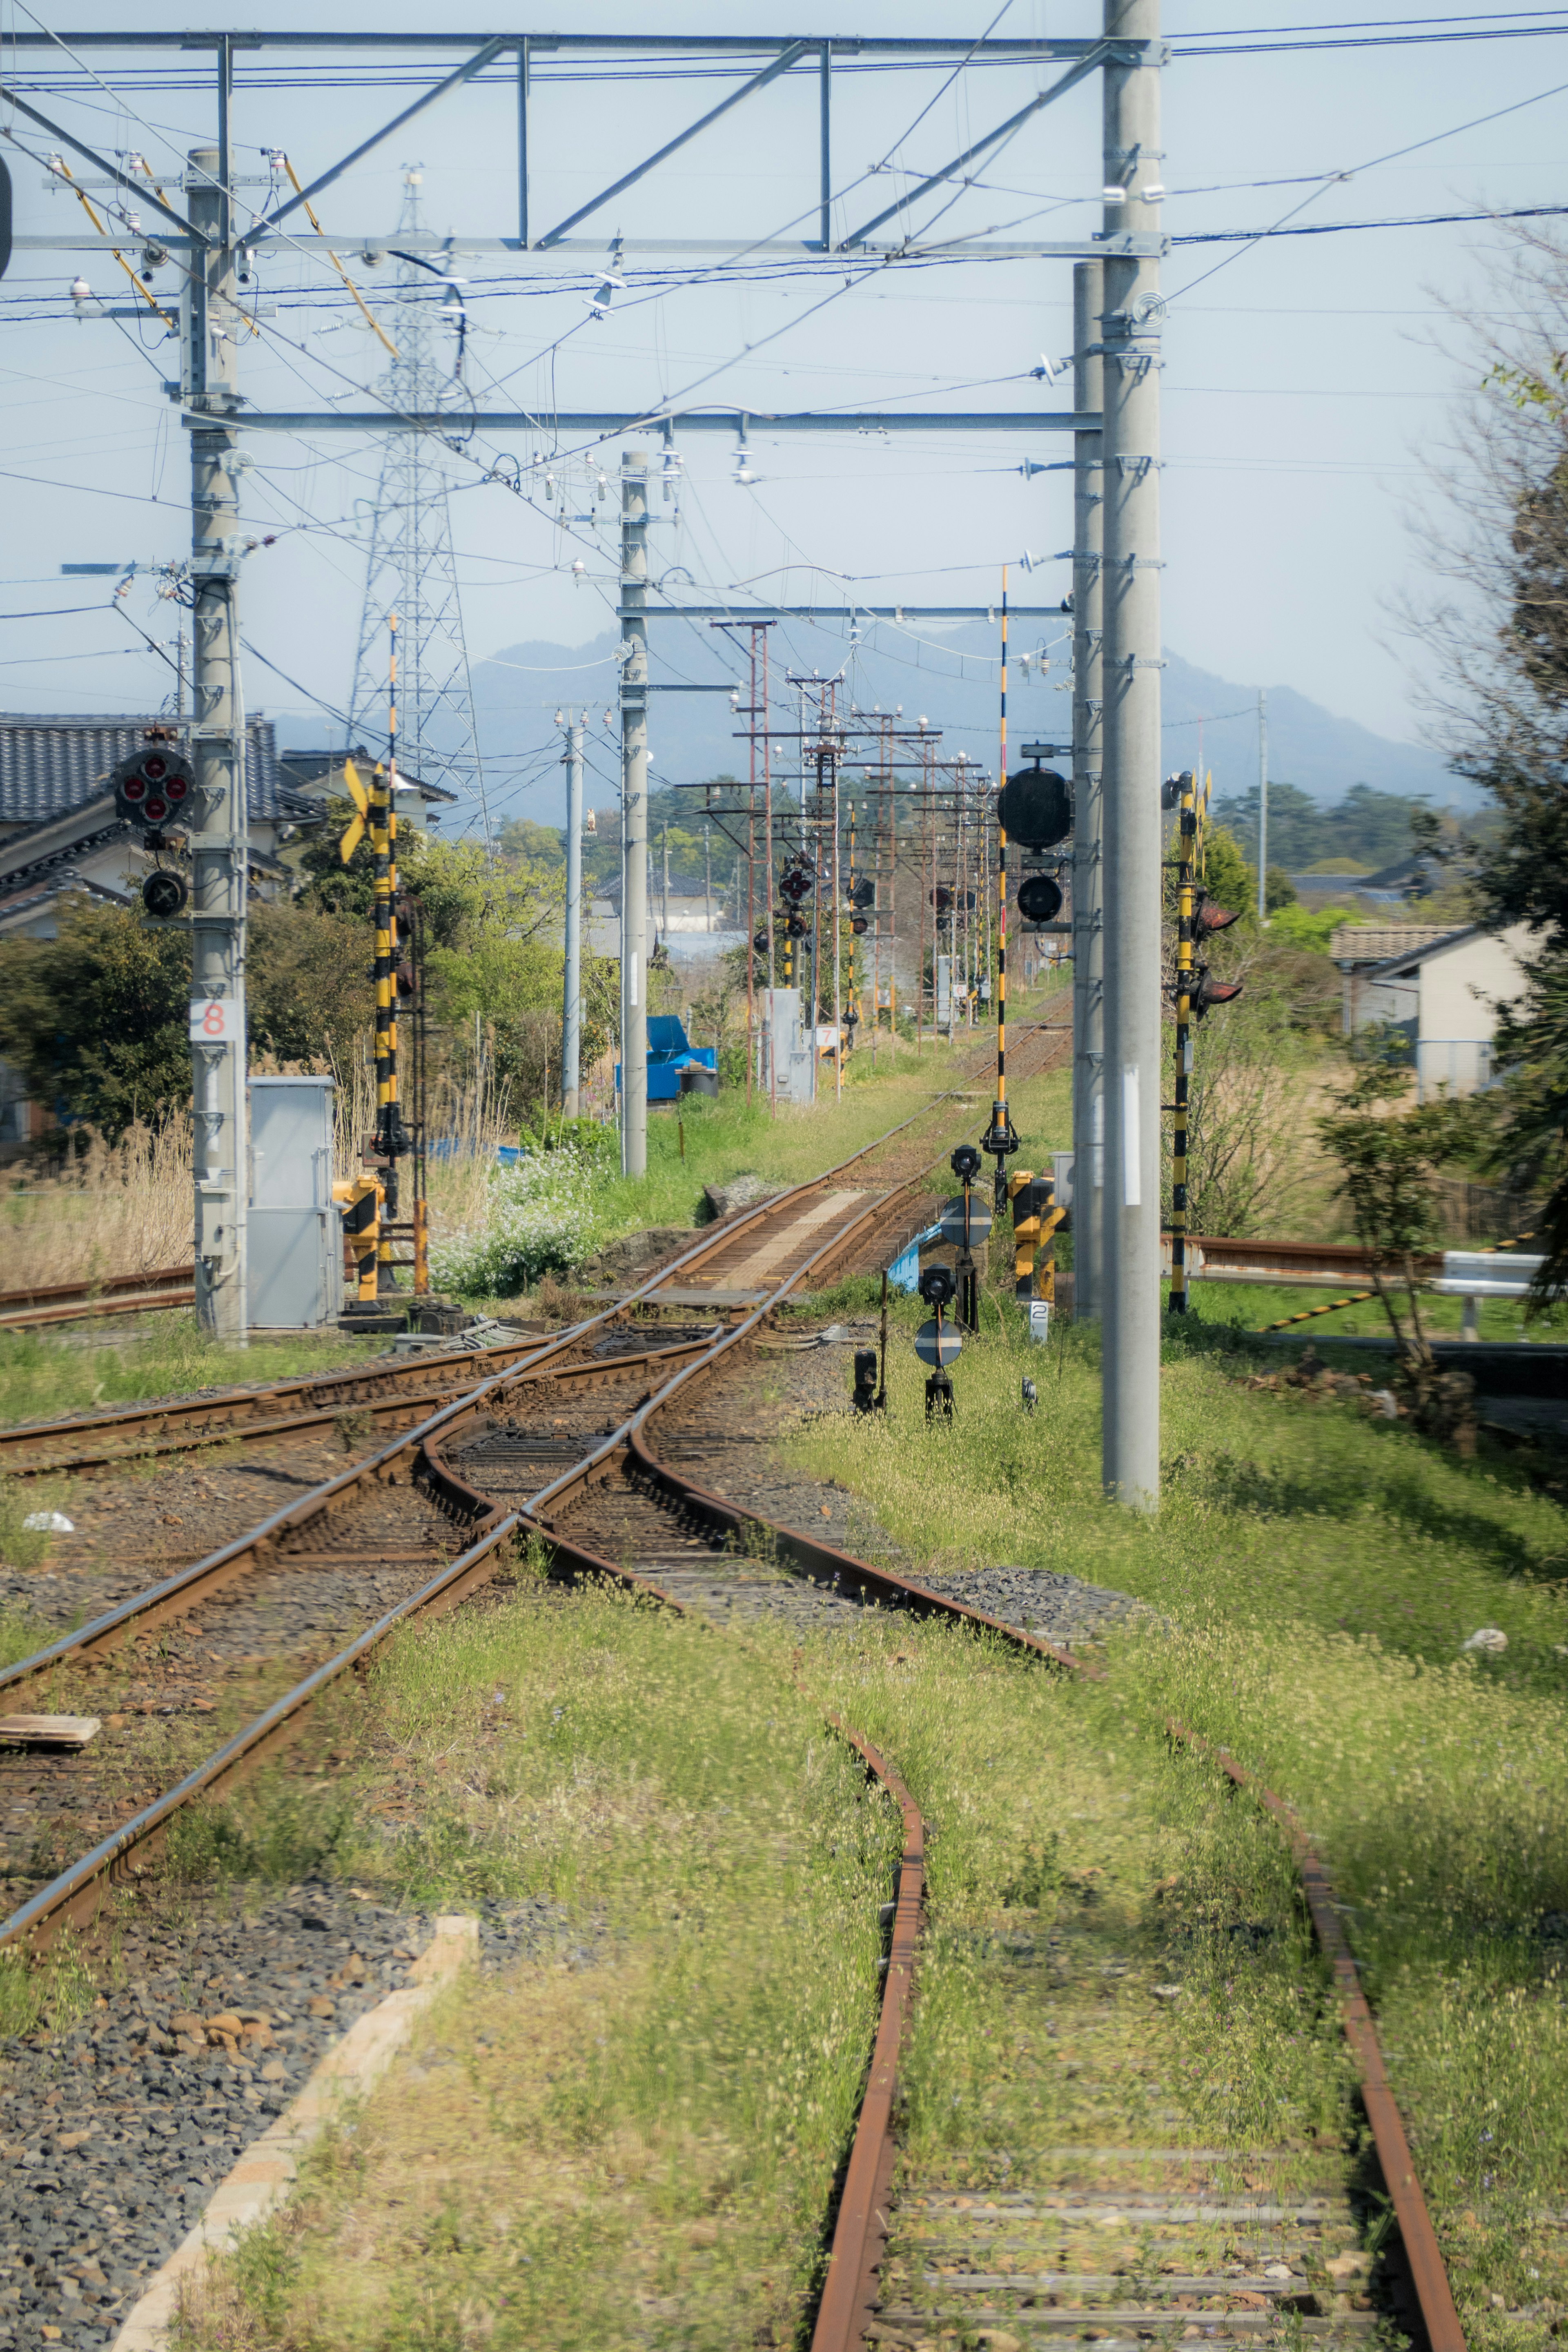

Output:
xmin=918 ymin=1264 xmax=956 ymax=1309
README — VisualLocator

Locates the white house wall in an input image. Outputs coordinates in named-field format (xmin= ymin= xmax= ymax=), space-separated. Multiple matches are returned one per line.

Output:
xmin=1417 ymin=924 xmax=1530 ymax=1044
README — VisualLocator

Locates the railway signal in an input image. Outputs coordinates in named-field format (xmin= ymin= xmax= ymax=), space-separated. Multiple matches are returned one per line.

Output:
xmin=1017 ymin=872 xmax=1064 ymax=925
xmin=942 ymin=1144 xmax=989 ymax=1332
xmin=915 ymin=1264 xmax=960 ymax=1419
xmin=851 ymin=1348 xmax=879 ymax=1414
xmin=112 ymin=734 xmax=194 ymax=832
xmin=141 ymin=869 xmax=187 ymax=920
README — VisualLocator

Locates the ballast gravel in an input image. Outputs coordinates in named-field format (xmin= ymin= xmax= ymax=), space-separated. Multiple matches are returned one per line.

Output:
xmin=0 ymin=1880 xmax=580 ymax=2349
xmin=684 ymin=1318 xmax=1146 ymax=1647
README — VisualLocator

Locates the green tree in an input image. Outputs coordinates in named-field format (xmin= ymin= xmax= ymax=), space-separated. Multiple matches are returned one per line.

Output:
xmin=1263 ymin=864 xmax=1298 ymax=913
xmin=247 ymin=900 xmax=374 ymax=1067
xmin=0 ymin=899 xmax=191 ymax=1137
xmin=1200 ymin=822 xmax=1254 ymax=920
xmin=1316 ymin=1060 xmax=1478 ymax=1434
xmin=497 ymin=816 xmax=565 ymax=870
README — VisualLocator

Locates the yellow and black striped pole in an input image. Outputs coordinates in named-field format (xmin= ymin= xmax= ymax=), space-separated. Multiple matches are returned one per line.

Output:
xmin=1170 ymin=769 xmax=1196 ymax=1314
xmin=985 ymin=567 xmax=1020 ymax=1203
xmin=372 ymin=613 xmax=412 ymax=1294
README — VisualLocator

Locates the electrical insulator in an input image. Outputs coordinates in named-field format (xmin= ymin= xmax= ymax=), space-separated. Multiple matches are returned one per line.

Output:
xmin=70 ymin=276 xmax=91 ymax=309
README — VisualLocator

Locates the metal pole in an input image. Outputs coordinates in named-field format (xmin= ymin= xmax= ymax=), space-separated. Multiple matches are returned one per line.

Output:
xmin=831 ymin=740 xmax=842 ymax=1098
xmin=819 ymin=44 xmax=832 ymax=251
xmin=1256 ymin=687 xmax=1269 ymax=923
xmin=517 ymin=38 xmax=530 ymax=247
xmin=562 ymin=715 xmax=583 ymax=1116
xmin=1072 ymin=257 xmax=1105 ymax=1323
xmin=620 ymin=449 xmax=649 ymax=1176
xmin=763 ymin=629 xmax=776 ymax=1117
xmin=186 ymin=143 xmax=249 ymax=1345
xmin=1099 ymin=0 xmax=1164 ymax=1510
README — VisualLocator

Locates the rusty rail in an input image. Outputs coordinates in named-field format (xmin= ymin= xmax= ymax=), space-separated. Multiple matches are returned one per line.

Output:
xmin=809 ymin=1723 xmax=924 ymax=2352
xmin=0 ymin=1003 xmax=1457 ymax=2352
xmin=0 ymin=1263 xmax=196 ymax=1331
xmin=0 ymin=1042 xmax=1065 ymax=1907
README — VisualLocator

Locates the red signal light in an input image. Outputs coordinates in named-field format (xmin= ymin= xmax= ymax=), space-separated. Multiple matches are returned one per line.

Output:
xmin=121 ymin=772 xmax=147 ymax=802
xmin=143 ymin=794 xmax=169 ymax=822
xmin=1191 ymin=966 xmax=1244 ymax=1020
xmin=142 ymin=754 xmax=169 ymax=782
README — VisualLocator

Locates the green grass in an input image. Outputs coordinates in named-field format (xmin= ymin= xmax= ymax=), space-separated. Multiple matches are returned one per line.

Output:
xmin=167 ymin=1587 xmax=900 ymax=2352
xmin=0 ymin=1314 xmax=366 ymax=1433
xmin=582 ymin=977 xmax=1069 ymax=1247
xmin=1179 ymin=1277 xmax=1568 ymax=1345
xmin=785 ymin=1309 xmax=1568 ymax=2346
xmin=808 ymin=1615 xmax=1357 ymax=2183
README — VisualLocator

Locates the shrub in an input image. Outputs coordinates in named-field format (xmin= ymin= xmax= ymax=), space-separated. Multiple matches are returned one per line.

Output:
xmin=428 ymin=1152 xmax=598 ymax=1296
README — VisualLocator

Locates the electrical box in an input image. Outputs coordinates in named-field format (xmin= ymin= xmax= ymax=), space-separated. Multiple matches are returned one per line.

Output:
xmin=761 ymin=988 xmax=814 ymax=1107
xmin=935 ymin=953 xmax=953 ymax=1027
xmin=247 ymin=1076 xmax=343 ymax=1330
xmin=1051 ymin=1150 xmax=1075 ymax=1209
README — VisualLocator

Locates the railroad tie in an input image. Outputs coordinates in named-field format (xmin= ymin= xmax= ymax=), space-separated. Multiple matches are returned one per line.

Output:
xmin=869 ymin=2163 xmax=1379 ymax=2348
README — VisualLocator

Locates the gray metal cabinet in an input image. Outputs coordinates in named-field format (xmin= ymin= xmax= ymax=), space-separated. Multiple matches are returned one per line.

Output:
xmin=247 ymin=1076 xmax=343 ymax=1330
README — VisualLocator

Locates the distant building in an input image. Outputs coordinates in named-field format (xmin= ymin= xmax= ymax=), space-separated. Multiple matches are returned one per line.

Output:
xmin=1331 ymin=920 xmax=1532 ymax=1098
xmin=277 ymin=747 xmax=457 ymax=835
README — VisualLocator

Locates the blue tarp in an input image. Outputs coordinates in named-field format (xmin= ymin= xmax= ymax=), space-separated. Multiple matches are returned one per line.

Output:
xmin=888 ymin=1223 xmax=943 ymax=1294
xmin=616 ymin=1014 xmax=719 ymax=1102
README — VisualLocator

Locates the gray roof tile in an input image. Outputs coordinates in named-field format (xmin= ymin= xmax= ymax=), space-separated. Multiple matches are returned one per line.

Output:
xmin=0 ymin=715 xmax=298 ymax=823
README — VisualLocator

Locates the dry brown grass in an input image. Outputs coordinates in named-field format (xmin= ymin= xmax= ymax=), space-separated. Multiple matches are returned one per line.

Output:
xmin=0 ymin=1123 xmax=194 ymax=1288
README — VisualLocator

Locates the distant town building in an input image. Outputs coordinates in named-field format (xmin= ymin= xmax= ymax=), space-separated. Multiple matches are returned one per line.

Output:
xmin=1331 ymin=920 xmax=1532 ymax=1098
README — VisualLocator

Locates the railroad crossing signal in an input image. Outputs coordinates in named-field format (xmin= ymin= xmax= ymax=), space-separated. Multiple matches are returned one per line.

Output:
xmin=337 ymin=757 xmax=370 ymax=863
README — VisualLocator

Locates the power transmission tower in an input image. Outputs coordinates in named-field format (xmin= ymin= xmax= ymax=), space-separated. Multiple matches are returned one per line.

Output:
xmin=347 ymin=169 xmax=489 ymax=841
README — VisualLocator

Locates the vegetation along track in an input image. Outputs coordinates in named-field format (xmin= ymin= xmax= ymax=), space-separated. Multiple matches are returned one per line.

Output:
xmin=0 ymin=1013 xmax=1466 ymax=2351
xmin=0 ymin=1020 xmax=1068 ymax=1949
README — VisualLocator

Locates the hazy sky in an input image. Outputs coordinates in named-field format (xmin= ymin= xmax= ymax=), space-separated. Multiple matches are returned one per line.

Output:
xmin=0 ymin=0 xmax=1562 ymax=779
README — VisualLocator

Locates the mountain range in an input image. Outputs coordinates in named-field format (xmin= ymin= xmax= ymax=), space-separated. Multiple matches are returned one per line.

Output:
xmin=333 ymin=624 xmax=1470 ymax=834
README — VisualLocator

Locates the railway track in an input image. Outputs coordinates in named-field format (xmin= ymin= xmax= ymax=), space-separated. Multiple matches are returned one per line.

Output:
xmin=0 ymin=1023 xmax=1069 ymax=1936
xmin=0 ymin=1264 xmax=196 ymax=1334
xmin=0 ymin=1014 xmax=1463 ymax=2352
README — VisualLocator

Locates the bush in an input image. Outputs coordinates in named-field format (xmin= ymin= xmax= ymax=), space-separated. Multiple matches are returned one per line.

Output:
xmin=429 ymin=1152 xmax=599 ymax=1296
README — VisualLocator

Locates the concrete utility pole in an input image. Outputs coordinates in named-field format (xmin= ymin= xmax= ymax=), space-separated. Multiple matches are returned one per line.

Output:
xmin=619 ymin=449 xmax=649 ymax=1176
xmin=1071 ymin=257 xmax=1105 ymax=1325
xmin=561 ymin=715 xmax=584 ymax=1118
xmin=1099 ymin=0 xmax=1164 ymax=1508
xmin=1256 ymin=687 xmax=1269 ymax=923
xmin=186 ymin=143 xmax=249 ymax=1343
